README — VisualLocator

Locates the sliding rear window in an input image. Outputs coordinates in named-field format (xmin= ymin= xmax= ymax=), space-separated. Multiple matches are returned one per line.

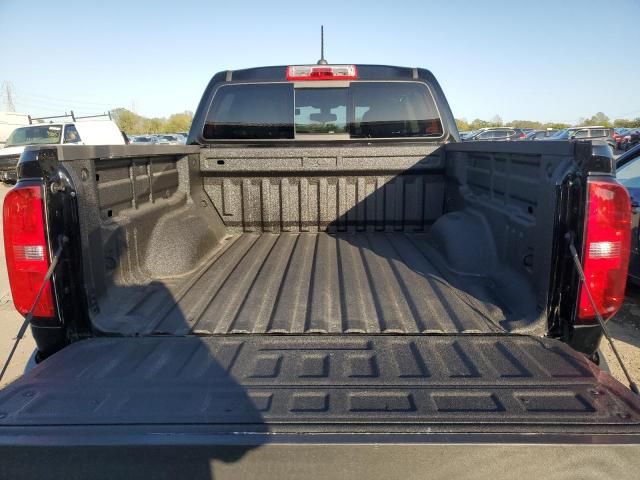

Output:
xmin=203 ymin=81 xmax=443 ymax=140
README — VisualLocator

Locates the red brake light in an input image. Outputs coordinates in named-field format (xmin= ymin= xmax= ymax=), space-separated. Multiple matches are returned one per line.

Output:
xmin=2 ymin=185 xmax=55 ymax=317
xmin=286 ymin=65 xmax=358 ymax=81
xmin=577 ymin=180 xmax=631 ymax=323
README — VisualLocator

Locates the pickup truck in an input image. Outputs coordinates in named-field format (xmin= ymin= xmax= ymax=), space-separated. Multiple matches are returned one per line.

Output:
xmin=1 ymin=64 xmax=639 ymax=479
xmin=0 ymin=113 xmax=126 ymax=183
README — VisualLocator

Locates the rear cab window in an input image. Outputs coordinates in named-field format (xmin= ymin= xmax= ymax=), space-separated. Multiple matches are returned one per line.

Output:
xmin=202 ymin=80 xmax=443 ymax=141
xmin=5 ymin=125 xmax=63 ymax=146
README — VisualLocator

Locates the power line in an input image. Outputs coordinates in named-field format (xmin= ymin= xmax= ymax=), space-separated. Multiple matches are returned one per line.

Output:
xmin=13 ymin=97 xmax=119 ymax=111
xmin=13 ymin=88 xmax=121 ymax=108
xmin=12 ymin=100 xmax=110 ymax=119
xmin=14 ymin=94 xmax=120 ymax=110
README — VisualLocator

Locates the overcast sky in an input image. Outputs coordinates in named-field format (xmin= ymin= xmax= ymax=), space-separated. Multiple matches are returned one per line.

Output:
xmin=1 ymin=0 xmax=639 ymax=124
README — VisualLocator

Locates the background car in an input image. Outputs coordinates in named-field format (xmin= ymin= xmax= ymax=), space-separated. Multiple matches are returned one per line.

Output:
xmin=547 ymin=126 xmax=616 ymax=151
xmin=621 ymin=129 xmax=640 ymax=151
xmin=464 ymin=127 xmax=527 ymax=141
xmin=614 ymin=144 xmax=640 ymax=284
xmin=172 ymin=132 xmax=188 ymax=144
xmin=459 ymin=130 xmax=477 ymax=140
xmin=524 ymin=129 xmax=558 ymax=140
xmin=131 ymin=135 xmax=158 ymax=144
xmin=156 ymin=134 xmax=180 ymax=145
xmin=614 ymin=127 xmax=632 ymax=148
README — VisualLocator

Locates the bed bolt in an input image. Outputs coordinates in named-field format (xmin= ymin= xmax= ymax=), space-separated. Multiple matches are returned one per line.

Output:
xmin=104 ymin=257 xmax=116 ymax=270
xmin=50 ymin=181 xmax=65 ymax=194
xmin=201 ymin=200 xmax=207 ymax=208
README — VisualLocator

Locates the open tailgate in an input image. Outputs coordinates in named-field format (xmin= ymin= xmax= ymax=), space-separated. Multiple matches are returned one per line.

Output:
xmin=0 ymin=334 xmax=639 ymax=479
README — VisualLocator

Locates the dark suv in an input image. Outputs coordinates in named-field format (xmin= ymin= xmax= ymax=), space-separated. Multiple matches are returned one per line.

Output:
xmin=465 ymin=127 xmax=526 ymax=141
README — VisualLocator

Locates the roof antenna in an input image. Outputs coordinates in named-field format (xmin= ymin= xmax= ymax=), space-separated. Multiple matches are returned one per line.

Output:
xmin=317 ymin=25 xmax=328 ymax=65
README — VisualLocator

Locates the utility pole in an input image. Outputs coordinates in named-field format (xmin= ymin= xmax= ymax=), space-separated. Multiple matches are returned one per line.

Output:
xmin=1 ymin=81 xmax=16 ymax=112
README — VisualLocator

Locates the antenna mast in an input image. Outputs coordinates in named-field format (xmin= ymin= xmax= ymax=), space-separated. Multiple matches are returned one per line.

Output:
xmin=317 ymin=25 xmax=328 ymax=65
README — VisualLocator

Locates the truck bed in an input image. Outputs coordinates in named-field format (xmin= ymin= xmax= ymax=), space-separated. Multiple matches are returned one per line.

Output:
xmin=75 ymin=142 xmax=567 ymax=338
xmin=116 ymin=232 xmax=508 ymax=336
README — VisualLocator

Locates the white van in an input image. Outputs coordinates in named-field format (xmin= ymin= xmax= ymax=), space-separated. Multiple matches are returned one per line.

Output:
xmin=0 ymin=113 xmax=126 ymax=182
xmin=0 ymin=112 xmax=30 ymax=147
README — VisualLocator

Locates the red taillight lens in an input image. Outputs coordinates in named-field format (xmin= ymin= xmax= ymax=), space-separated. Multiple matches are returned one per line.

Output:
xmin=2 ymin=185 xmax=55 ymax=317
xmin=577 ymin=180 xmax=631 ymax=323
xmin=286 ymin=65 xmax=358 ymax=81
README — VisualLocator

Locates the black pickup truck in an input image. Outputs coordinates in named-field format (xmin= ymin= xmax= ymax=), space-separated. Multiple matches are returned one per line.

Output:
xmin=1 ymin=64 xmax=639 ymax=479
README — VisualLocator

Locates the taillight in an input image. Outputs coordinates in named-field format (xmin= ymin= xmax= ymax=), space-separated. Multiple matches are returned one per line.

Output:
xmin=577 ymin=180 xmax=631 ymax=323
xmin=286 ymin=65 xmax=358 ymax=81
xmin=2 ymin=185 xmax=55 ymax=317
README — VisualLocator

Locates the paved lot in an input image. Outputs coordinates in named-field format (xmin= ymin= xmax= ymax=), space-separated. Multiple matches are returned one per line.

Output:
xmin=0 ymin=184 xmax=638 ymax=389
xmin=603 ymin=286 xmax=640 ymax=387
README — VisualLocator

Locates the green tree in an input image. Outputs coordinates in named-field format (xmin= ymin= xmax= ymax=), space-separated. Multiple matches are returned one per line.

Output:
xmin=469 ymin=118 xmax=492 ymax=130
xmin=582 ymin=112 xmax=611 ymax=127
xmin=509 ymin=120 xmax=543 ymax=129
xmin=455 ymin=118 xmax=470 ymax=131
xmin=111 ymin=108 xmax=141 ymax=133
xmin=146 ymin=118 xmax=163 ymax=134
xmin=614 ymin=118 xmax=640 ymax=128
xmin=165 ymin=111 xmax=193 ymax=132
xmin=110 ymin=108 xmax=194 ymax=135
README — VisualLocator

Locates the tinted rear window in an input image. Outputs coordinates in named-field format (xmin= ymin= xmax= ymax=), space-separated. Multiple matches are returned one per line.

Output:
xmin=203 ymin=81 xmax=443 ymax=140
xmin=203 ymin=83 xmax=294 ymax=140
xmin=350 ymin=82 xmax=442 ymax=138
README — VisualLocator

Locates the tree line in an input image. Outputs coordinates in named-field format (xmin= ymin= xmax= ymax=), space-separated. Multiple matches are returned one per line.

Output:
xmin=110 ymin=108 xmax=193 ymax=135
xmin=456 ymin=112 xmax=640 ymax=132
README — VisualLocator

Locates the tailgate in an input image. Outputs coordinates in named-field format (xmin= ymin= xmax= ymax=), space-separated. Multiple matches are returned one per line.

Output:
xmin=0 ymin=335 xmax=639 ymax=479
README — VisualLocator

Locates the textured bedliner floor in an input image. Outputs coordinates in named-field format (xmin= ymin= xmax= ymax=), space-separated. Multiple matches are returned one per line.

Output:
xmin=106 ymin=233 xmax=510 ymax=336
